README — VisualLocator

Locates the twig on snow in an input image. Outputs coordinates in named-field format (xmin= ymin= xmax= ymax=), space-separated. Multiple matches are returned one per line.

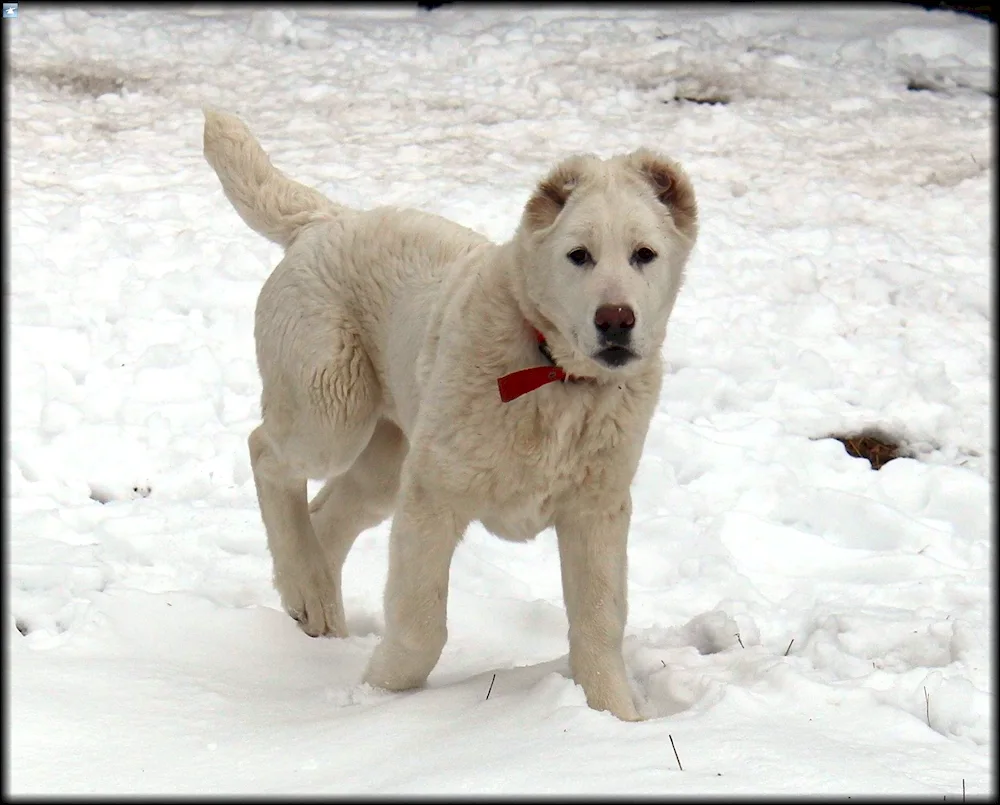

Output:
xmin=735 ymin=633 xmax=744 ymax=649
xmin=924 ymin=686 xmax=931 ymax=727
xmin=486 ymin=673 xmax=496 ymax=700
xmin=669 ymin=734 xmax=683 ymax=771
xmin=783 ymin=638 xmax=794 ymax=656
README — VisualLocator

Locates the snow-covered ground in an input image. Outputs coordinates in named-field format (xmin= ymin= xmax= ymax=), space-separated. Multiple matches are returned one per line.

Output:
xmin=6 ymin=4 xmax=993 ymax=796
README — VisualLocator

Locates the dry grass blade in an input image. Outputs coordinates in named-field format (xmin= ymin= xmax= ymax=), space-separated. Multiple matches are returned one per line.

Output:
xmin=669 ymin=734 xmax=683 ymax=771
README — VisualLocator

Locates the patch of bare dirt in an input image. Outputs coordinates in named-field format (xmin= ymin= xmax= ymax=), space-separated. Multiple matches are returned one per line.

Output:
xmin=828 ymin=427 xmax=909 ymax=470
xmin=11 ymin=62 xmax=148 ymax=98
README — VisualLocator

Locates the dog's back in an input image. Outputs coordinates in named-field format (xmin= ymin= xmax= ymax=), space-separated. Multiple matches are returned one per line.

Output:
xmin=202 ymin=110 xmax=490 ymax=431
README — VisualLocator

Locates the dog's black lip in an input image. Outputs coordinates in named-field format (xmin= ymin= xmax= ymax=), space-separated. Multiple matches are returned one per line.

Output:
xmin=595 ymin=346 xmax=637 ymax=367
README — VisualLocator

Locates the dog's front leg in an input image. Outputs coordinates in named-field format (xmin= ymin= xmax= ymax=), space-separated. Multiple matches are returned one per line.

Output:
xmin=363 ymin=478 xmax=467 ymax=692
xmin=555 ymin=494 xmax=641 ymax=721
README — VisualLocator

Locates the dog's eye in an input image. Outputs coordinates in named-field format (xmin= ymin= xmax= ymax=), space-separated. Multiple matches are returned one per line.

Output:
xmin=632 ymin=247 xmax=657 ymax=266
xmin=566 ymin=247 xmax=592 ymax=267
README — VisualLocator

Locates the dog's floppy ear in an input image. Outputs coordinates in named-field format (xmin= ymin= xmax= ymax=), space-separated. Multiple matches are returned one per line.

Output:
xmin=523 ymin=155 xmax=592 ymax=232
xmin=628 ymin=149 xmax=698 ymax=241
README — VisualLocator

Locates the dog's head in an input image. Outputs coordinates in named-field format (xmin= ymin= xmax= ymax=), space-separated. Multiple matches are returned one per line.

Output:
xmin=512 ymin=149 xmax=697 ymax=377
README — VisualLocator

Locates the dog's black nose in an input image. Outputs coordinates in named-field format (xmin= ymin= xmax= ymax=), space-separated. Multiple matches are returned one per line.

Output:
xmin=594 ymin=304 xmax=635 ymax=345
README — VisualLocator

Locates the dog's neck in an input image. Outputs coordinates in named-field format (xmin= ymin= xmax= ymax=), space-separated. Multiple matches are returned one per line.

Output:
xmin=496 ymin=325 xmax=595 ymax=403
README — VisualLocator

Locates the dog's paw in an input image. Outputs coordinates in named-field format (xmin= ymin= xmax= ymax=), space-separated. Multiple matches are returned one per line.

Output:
xmin=274 ymin=565 xmax=346 ymax=638
xmin=362 ymin=639 xmax=437 ymax=692
xmin=587 ymin=692 xmax=643 ymax=722
xmin=612 ymin=705 xmax=646 ymax=722
xmin=574 ymin=660 xmax=643 ymax=722
xmin=361 ymin=666 xmax=420 ymax=693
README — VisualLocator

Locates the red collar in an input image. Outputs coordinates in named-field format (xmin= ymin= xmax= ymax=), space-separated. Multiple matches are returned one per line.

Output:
xmin=496 ymin=327 xmax=594 ymax=403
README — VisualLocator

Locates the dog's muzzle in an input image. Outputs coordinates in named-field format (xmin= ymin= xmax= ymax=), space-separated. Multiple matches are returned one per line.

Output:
xmin=595 ymin=345 xmax=637 ymax=367
xmin=593 ymin=304 xmax=637 ymax=367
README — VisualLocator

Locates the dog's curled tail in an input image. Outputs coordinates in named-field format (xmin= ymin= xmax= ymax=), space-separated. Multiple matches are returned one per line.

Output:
xmin=202 ymin=108 xmax=341 ymax=247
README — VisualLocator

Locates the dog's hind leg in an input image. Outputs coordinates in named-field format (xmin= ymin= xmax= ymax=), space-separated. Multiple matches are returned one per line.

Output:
xmin=308 ymin=418 xmax=407 ymax=629
xmin=250 ymin=272 xmax=385 ymax=637
xmin=249 ymin=409 xmax=377 ymax=638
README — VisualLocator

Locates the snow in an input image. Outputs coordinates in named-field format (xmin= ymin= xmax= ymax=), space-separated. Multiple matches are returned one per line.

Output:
xmin=6 ymin=3 xmax=993 ymax=796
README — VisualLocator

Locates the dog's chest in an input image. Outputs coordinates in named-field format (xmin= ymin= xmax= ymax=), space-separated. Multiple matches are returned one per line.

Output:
xmin=468 ymin=402 xmax=625 ymax=542
xmin=478 ymin=492 xmax=557 ymax=543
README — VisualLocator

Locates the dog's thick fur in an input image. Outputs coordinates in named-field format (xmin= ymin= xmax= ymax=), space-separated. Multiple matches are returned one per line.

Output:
xmin=202 ymin=110 xmax=697 ymax=721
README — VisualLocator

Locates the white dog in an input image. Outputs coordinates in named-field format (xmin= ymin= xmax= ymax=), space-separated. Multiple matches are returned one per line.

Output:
xmin=203 ymin=110 xmax=698 ymax=721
